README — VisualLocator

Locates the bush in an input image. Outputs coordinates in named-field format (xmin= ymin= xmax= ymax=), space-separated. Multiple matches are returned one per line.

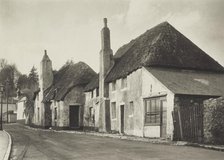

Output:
xmin=210 ymin=101 xmax=224 ymax=144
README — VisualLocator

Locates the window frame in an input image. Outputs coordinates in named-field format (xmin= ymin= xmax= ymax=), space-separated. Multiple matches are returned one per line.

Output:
xmin=111 ymin=102 xmax=117 ymax=119
xmin=129 ymin=101 xmax=134 ymax=117
xmin=121 ymin=77 xmax=127 ymax=89
xmin=111 ymin=81 xmax=116 ymax=91
xmin=144 ymin=97 xmax=166 ymax=126
xmin=54 ymin=107 xmax=57 ymax=120
xmin=89 ymin=107 xmax=94 ymax=122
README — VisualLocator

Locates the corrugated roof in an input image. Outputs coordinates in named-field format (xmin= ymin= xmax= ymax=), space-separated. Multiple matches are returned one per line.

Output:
xmin=43 ymin=62 xmax=97 ymax=102
xmin=146 ymin=67 xmax=224 ymax=96
xmin=105 ymin=22 xmax=224 ymax=82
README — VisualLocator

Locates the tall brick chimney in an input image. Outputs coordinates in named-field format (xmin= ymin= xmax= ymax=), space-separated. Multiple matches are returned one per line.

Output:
xmin=40 ymin=50 xmax=53 ymax=92
xmin=99 ymin=18 xmax=114 ymax=98
xmin=99 ymin=18 xmax=113 ymax=132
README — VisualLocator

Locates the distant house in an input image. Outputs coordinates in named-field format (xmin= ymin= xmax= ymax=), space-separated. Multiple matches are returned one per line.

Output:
xmin=3 ymin=110 xmax=16 ymax=123
xmin=15 ymin=88 xmax=35 ymax=124
xmin=83 ymin=19 xmax=224 ymax=142
xmin=16 ymin=96 xmax=27 ymax=123
xmin=0 ymin=97 xmax=17 ymax=122
xmin=32 ymin=51 xmax=97 ymax=129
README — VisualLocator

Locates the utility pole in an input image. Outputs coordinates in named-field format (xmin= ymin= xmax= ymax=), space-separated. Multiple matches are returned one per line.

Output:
xmin=0 ymin=84 xmax=4 ymax=130
xmin=6 ymin=79 xmax=9 ymax=123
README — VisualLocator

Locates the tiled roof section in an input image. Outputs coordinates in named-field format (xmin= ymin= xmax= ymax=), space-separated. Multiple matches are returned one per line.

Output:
xmin=84 ymin=74 xmax=99 ymax=92
xmin=146 ymin=67 xmax=224 ymax=96
xmin=43 ymin=62 xmax=97 ymax=102
xmin=105 ymin=22 xmax=224 ymax=82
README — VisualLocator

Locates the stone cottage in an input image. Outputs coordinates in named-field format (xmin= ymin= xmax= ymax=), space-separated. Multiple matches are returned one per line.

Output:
xmin=83 ymin=19 xmax=224 ymax=141
xmin=33 ymin=51 xmax=96 ymax=129
xmin=16 ymin=88 xmax=34 ymax=124
xmin=16 ymin=96 xmax=27 ymax=124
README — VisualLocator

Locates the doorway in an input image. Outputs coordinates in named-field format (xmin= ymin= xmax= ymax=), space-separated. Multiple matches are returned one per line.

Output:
xmin=120 ymin=105 xmax=125 ymax=133
xmin=69 ymin=105 xmax=80 ymax=128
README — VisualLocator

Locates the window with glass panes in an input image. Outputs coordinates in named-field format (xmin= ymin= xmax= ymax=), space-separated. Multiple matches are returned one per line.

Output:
xmin=144 ymin=97 xmax=164 ymax=125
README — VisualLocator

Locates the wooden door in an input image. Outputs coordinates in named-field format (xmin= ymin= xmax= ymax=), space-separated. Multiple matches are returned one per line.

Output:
xmin=69 ymin=105 xmax=79 ymax=128
xmin=160 ymin=100 xmax=167 ymax=138
xmin=120 ymin=105 xmax=124 ymax=133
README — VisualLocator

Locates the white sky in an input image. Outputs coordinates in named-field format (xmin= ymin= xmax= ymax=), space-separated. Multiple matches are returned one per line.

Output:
xmin=0 ymin=0 xmax=223 ymax=74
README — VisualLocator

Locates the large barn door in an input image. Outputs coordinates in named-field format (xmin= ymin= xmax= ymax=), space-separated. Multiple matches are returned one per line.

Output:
xmin=173 ymin=101 xmax=203 ymax=142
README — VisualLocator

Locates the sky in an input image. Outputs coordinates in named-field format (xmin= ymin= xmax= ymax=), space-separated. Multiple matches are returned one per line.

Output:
xmin=0 ymin=0 xmax=223 ymax=75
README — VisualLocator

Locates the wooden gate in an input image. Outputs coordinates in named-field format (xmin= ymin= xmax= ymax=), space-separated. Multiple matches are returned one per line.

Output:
xmin=173 ymin=100 xmax=203 ymax=142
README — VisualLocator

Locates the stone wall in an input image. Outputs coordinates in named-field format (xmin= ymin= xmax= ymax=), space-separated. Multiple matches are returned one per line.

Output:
xmin=83 ymin=89 xmax=100 ymax=130
xmin=51 ymin=85 xmax=85 ymax=128
xmin=203 ymin=97 xmax=224 ymax=144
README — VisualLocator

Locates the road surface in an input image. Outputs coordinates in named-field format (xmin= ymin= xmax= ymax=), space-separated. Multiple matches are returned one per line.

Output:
xmin=4 ymin=124 xmax=224 ymax=160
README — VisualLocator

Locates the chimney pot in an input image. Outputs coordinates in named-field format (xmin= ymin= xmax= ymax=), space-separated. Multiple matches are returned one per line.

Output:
xmin=103 ymin=18 xmax=107 ymax=27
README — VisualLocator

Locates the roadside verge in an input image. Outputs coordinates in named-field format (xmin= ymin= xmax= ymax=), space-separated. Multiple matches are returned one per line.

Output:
xmin=3 ymin=130 xmax=12 ymax=160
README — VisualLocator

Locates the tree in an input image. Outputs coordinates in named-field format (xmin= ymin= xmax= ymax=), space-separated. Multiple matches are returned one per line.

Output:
xmin=28 ymin=66 xmax=39 ymax=91
xmin=16 ymin=74 xmax=29 ymax=90
xmin=0 ymin=64 xmax=18 ymax=97
xmin=0 ymin=59 xmax=8 ymax=70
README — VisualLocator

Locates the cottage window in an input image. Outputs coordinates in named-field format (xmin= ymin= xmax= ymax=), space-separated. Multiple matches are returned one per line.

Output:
xmin=111 ymin=102 xmax=116 ymax=119
xmin=129 ymin=101 xmax=134 ymax=116
xmin=144 ymin=98 xmax=161 ymax=125
xmin=54 ymin=108 xmax=57 ymax=120
xmin=96 ymin=88 xmax=99 ymax=97
xmin=89 ymin=107 xmax=94 ymax=122
xmin=112 ymin=81 xmax=116 ymax=91
xmin=121 ymin=77 xmax=127 ymax=89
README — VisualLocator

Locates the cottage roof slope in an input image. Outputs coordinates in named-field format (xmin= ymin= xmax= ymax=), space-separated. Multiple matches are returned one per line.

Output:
xmin=146 ymin=67 xmax=224 ymax=96
xmin=84 ymin=73 xmax=99 ymax=92
xmin=105 ymin=22 xmax=224 ymax=82
xmin=43 ymin=61 xmax=97 ymax=102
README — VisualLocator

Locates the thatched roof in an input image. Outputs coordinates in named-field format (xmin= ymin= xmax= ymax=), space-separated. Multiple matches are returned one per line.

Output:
xmin=84 ymin=74 xmax=99 ymax=92
xmin=105 ymin=22 xmax=224 ymax=82
xmin=43 ymin=62 xmax=96 ymax=102
xmin=146 ymin=67 xmax=224 ymax=96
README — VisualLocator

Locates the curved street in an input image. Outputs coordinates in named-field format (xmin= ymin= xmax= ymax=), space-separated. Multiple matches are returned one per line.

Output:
xmin=4 ymin=124 xmax=224 ymax=160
